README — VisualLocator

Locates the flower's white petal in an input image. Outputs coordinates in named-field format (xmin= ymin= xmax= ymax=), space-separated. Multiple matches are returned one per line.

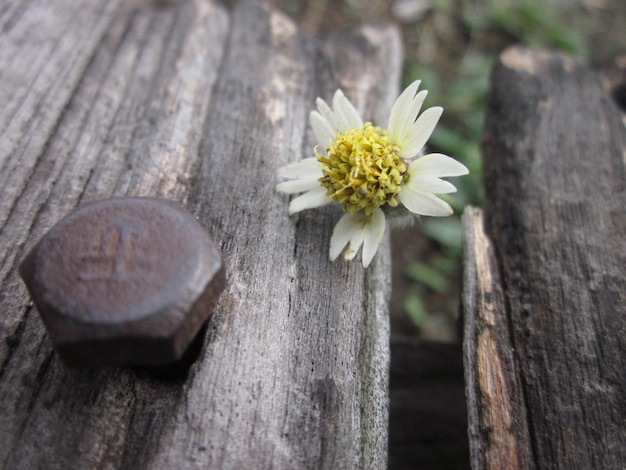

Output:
xmin=361 ymin=208 xmax=386 ymax=268
xmin=344 ymin=238 xmax=365 ymax=261
xmin=331 ymin=89 xmax=345 ymax=111
xmin=310 ymin=111 xmax=336 ymax=148
xmin=407 ymin=90 xmax=428 ymax=121
xmin=329 ymin=211 xmax=385 ymax=266
xmin=331 ymin=90 xmax=347 ymax=127
xmin=288 ymin=187 xmax=329 ymax=215
xmin=342 ymin=224 xmax=367 ymax=261
xmin=397 ymin=146 xmax=418 ymax=159
xmin=277 ymin=157 xmax=321 ymax=179
xmin=330 ymin=212 xmax=367 ymax=261
xmin=318 ymin=89 xmax=363 ymax=134
xmin=389 ymin=85 xmax=428 ymax=146
xmin=406 ymin=174 xmax=458 ymax=194
xmin=398 ymin=106 xmax=443 ymax=158
xmin=399 ymin=154 xmax=467 ymax=216
xmin=409 ymin=153 xmax=469 ymax=177
xmin=388 ymin=80 xmax=420 ymax=138
xmin=276 ymin=177 xmax=321 ymax=194
xmin=316 ymin=97 xmax=342 ymax=133
xmin=329 ymin=212 xmax=360 ymax=261
xmin=331 ymin=90 xmax=361 ymax=131
xmin=336 ymin=94 xmax=363 ymax=130
xmin=396 ymin=89 xmax=429 ymax=146
xmin=399 ymin=186 xmax=453 ymax=217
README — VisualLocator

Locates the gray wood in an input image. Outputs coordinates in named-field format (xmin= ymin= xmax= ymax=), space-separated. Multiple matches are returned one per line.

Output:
xmin=463 ymin=46 xmax=626 ymax=469
xmin=0 ymin=1 xmax=401 ymax=468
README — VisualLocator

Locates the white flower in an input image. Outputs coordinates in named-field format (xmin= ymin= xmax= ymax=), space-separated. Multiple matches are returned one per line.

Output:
xmin=276 ymin=80 xmax=469 ymax=268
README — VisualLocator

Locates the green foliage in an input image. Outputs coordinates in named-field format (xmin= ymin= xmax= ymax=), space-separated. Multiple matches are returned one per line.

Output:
xmin=402 ymin=0 xmax=590 ymax=329
xmin=406 ymin=261 xmax=449 ymax=293
xmin=279 ymin=0 xmax=308 ymax=17
xmin=463 ymin=0 xmax=589 ymax=60
xmin=421 ymin=218 xmax=463 ymax=255
xmin=404 ymin=293 xmax=429 ymax=327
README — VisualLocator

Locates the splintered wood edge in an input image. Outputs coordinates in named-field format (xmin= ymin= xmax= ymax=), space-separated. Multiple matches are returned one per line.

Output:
xmin=461 ymin=207 xmax=534 ymax=470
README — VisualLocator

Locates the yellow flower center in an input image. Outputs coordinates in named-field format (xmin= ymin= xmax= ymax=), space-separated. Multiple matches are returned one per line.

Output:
xmin=316 ymin=123 xmax=407 ymax=216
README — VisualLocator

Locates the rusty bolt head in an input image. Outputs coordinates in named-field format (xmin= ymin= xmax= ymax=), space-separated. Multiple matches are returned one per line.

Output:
xmin=19 ymin=197 xmax=225 ymax=367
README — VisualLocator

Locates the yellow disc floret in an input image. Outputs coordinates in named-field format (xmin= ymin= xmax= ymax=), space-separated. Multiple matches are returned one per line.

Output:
xmin=316 ymin=123 xmax=407 ymax=216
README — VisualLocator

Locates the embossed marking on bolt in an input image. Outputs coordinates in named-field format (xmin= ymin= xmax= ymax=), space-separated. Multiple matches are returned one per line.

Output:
xmin=19 ymin=197 xmax=225 ymax=367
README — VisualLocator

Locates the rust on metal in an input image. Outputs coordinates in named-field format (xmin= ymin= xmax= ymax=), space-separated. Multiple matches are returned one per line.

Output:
xmin=19 ymin=197 xmax=225 ymax=367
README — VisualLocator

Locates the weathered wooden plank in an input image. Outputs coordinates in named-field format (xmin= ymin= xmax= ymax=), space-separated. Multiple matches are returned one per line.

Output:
xmin=0 ymin=1 xmax=399 ymax=468
xmin=0 ymin=0 xmax=229 ymax=363
xmin=0 ymin=0 xmax=125 ymax=228
xmin=462 ymin=207 xmax=533 ymax=470
xmin=0 ymin=1 xmax=230 ymax=467
xmin=153 ymin=7 xmax=400 ymax=467
xmin=464 ymin=46 xmax=626 ymax=469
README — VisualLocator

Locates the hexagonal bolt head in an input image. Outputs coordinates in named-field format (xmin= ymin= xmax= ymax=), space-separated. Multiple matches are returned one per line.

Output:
xmin=19 ymin=198 xmax=225 ymax=367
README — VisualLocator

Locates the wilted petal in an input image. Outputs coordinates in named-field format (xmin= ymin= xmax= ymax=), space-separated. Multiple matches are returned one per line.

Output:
xmin=329 ymin=213 xmax=357 ymax=261
xmin=329 ymin=209 xmax=386 ymax=267
xmin=361 ymin=208 xmax=386 ymax=268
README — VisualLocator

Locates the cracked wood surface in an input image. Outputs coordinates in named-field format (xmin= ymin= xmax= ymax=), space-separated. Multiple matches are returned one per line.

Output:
xmin=0 ymin=1 xmax=401 ymax=468
xmin=463 ymin=47 xmax=626 ymax=470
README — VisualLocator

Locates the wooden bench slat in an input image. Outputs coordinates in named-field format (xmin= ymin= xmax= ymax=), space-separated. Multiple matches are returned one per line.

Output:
xmin=463 ymin=46 xmax=626 ymax=469
xmin=0 ymin=0 xmax=124 ymax=229
xmin=0 ymin=1 xmax=399 ymax=468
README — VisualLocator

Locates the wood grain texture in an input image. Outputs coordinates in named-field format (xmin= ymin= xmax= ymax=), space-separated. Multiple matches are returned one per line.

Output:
xmin=0 ymin=0 xmax=126 ymax=230
xmin=462 ymin=207 xmax=533 ymax=470
xmin=464 ymin=46 xmax=626 ymax=469
xmin=0 ymin=1 xmax=400 ymax=468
